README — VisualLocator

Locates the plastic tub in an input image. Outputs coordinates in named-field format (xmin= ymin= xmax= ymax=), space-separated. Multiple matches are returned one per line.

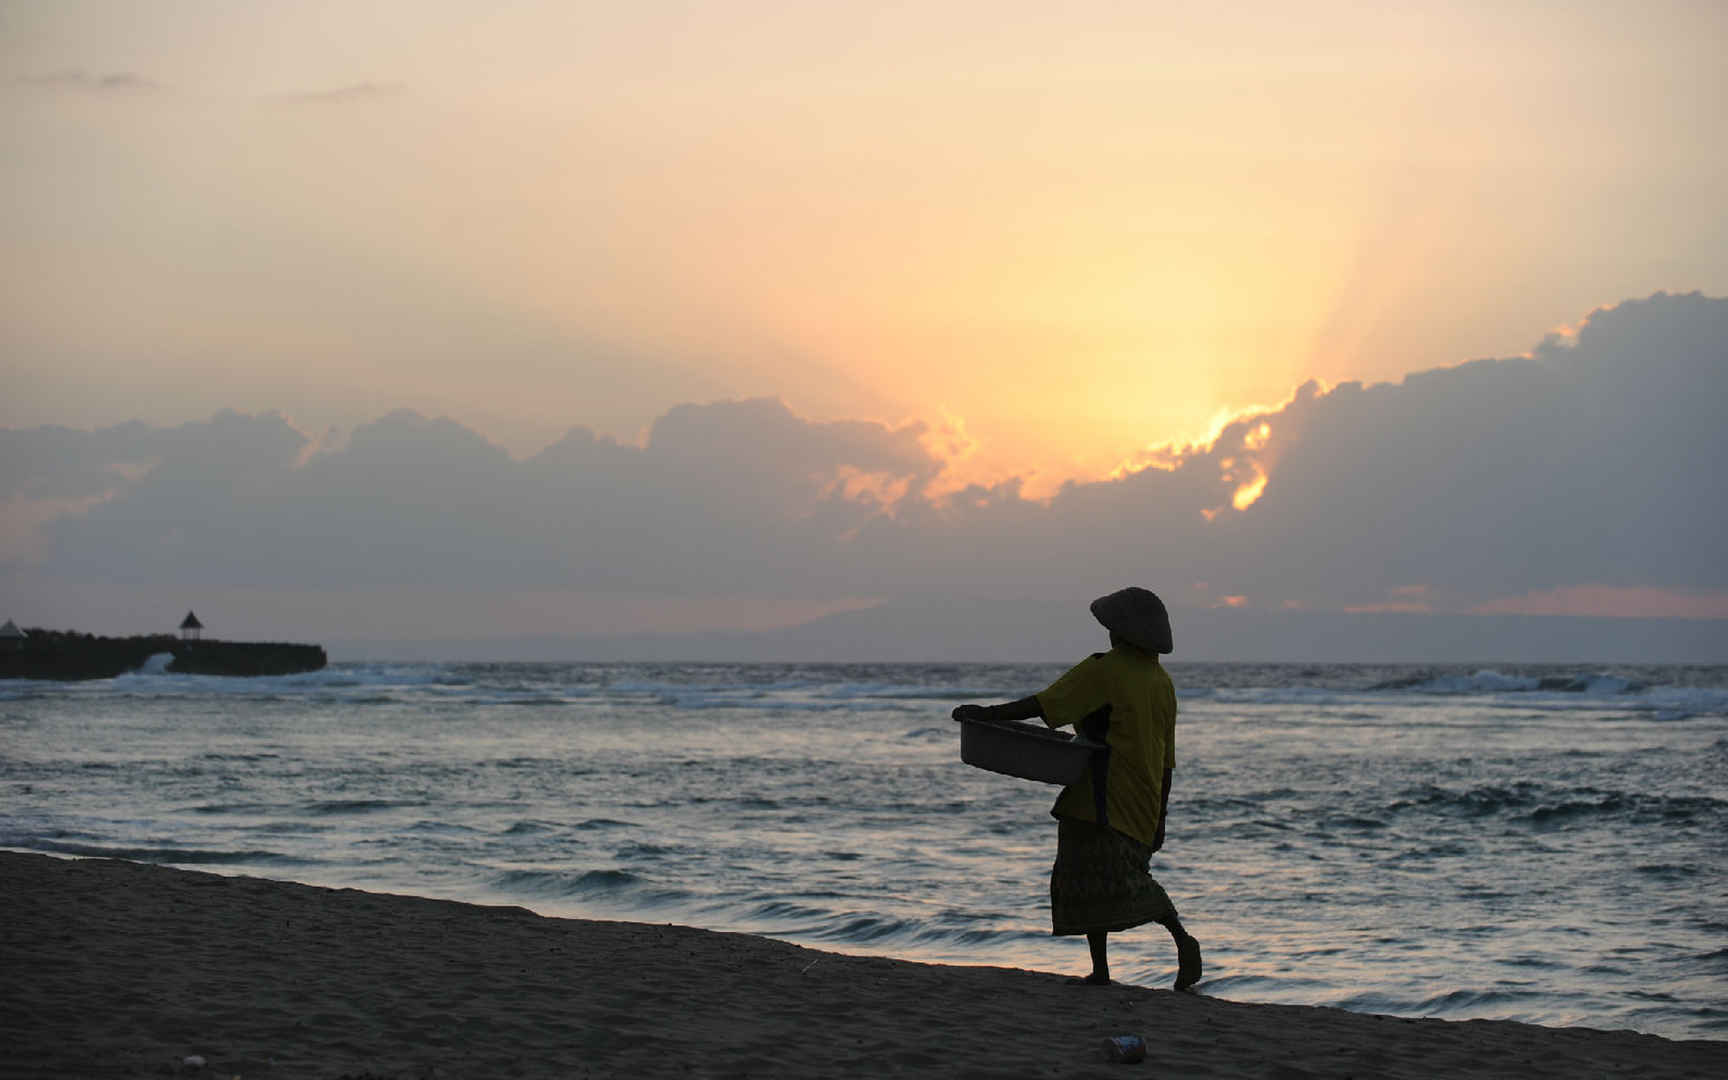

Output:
xmin=957 ymin=717 xmax=1103 ymax=785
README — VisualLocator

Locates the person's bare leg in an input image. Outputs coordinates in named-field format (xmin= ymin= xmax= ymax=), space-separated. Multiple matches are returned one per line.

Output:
xmin=1088 ymin=930 xmax=1110 ymax=983
xmin=1069 ymin=930 xmax=1112 ymax=985
xmin=1161 ymin=915 xmax=1202 ymax=991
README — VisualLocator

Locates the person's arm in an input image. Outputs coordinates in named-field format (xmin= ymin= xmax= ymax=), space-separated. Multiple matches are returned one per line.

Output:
xmin=1150 ymin=767 xmax=1172 ymax=852
xmin=951 ymin=695 xmax=1044 ymax=724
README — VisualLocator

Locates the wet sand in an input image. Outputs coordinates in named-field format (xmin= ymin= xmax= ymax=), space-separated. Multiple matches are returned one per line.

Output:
xmin=2 ymin=851 xmax=1721 ymax=1078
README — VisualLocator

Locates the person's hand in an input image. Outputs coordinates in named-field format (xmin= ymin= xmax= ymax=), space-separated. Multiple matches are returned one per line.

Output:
xmin=951 ymin=704 xmax=988 ymax=722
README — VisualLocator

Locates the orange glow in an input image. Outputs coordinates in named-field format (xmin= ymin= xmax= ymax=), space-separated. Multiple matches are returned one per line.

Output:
xmin=11 ymin=3 xmax=1711 ymax=512
xmin=917 ymin=412 xmax=986 ymax=499
xmin=1473 ymin=586 xmax=1728 ymax=619
xmin=1343 ymin=600 xmax=1433 ymax=614
xmin=1343 ymin=585 xmax=1432 ymax=613
xmin=1231 ymin=467 xmax=1269 ymax=512
xmin=1108 ymin=445 xmax=1183 ymax=480
xmin=823 ymin=466 xmax=912 ymax=508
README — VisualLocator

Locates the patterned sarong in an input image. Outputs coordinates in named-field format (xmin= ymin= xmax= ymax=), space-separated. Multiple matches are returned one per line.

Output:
xmin=1049 ymin=817 xmax=1177 ymax=936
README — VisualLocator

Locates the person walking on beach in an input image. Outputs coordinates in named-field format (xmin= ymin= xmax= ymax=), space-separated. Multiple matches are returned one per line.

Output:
xmin=951 ymin=586 xmax=1201 ymax=990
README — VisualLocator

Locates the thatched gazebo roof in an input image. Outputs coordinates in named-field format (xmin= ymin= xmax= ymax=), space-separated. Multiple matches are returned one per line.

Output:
xmin=179 ymin=611 xmax=203 ymax=631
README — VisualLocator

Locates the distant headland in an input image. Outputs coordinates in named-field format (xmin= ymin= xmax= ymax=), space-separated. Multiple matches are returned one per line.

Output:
xmin=0 ymin=621 xmax=327 ymax=681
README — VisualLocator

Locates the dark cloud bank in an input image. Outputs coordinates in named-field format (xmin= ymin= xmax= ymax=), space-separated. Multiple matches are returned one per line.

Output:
xmin=4 ymin=293 xmax=1725 ymax=661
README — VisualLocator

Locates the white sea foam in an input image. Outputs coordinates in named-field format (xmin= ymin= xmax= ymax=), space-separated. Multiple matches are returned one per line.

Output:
xmin=1410 ymin=669 xmax=1543 ymax=693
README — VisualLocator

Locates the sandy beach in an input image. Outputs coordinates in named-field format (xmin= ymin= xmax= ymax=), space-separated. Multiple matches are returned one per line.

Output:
xmin=2 ymin=851 xmax=1721 ymax=1079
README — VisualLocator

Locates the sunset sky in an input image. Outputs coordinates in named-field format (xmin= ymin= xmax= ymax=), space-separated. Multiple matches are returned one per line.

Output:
xmin=3 ymin=1 xmax=1726 ymax=655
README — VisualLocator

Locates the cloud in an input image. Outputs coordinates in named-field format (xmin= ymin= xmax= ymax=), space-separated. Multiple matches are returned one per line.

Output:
xmin=7 ymin=400 xmax=940 ymax=594
xmin=270 ymin=82 xmax=406 ymax=105
xmin=1204 ymin=291 xmax=1728 ymax=609
xmin=4 ymin=294 xmax=1725 ymax=640
xmin=641 ymin=398 xmax=939 ymax=509
xmin=796 ymin=291 xmax=1728 ymax=612
xmin=10 ymin=70 xmax=162 ymax=93
xmin=0 ymin=411 xmax=304 ymax=502
xmin=1473 ymin=586 xmax=1728 ymax=619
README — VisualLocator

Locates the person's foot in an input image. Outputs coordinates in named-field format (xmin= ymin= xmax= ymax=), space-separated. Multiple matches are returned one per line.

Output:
xmin=1067 ymin=972 xmax=1111 ymax=986
xmin=1174 ymin=933 xmax=1202 ymax=991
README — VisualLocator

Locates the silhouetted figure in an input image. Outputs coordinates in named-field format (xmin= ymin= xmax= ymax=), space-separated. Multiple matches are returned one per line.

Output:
xmin=952 ymin=587 xmax=1201 ymax=990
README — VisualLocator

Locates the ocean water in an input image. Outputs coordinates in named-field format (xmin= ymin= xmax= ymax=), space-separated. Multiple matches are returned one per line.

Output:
xmin=2 ymin=659 xmax=1725 ymax=1041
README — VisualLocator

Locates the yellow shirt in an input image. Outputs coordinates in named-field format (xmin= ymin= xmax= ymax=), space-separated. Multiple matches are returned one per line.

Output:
xmin=1035 ymin=647 xmax=1177 ymax=848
